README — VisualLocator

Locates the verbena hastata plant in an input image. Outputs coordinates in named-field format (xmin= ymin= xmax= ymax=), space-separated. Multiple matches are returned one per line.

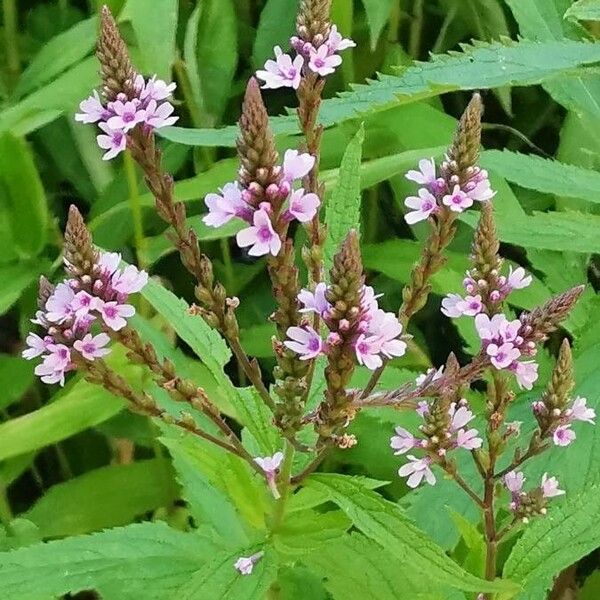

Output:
xmin=16 ymin=3 xmax=593 ymax=599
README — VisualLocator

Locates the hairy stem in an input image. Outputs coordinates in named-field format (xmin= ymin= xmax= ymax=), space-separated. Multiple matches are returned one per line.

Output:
xmin=123 ymin=150 xmax=147 ymax=268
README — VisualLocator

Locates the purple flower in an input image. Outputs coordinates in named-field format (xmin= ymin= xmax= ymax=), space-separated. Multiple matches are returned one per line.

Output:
xmin=487 ymin=342 xmax=521 ymax=370
xmin=99 ymin=301 xmax=136 ymax=331
xmin=506 ymin=266 xmax=532 ymax=291
xmin=75 ymin=90 xmax=107 ymax=124
xmin=475 ymin=313 xmax=521 ymax=344
xmin=326 ymin=25 xmax=356 ymax=53
xmin=464 ymin=171 xmax=495 ymax=202
xmin=97 ymin=122 xmax=127 ymax=160
xmin=361 ymin=285 xmax=383 ymax=314
xmin=354 ymin=334 xmax=385 ymax=370
xmin=568 ymin=396 xmax=596 ymax=424
xmin=112 ymin=265 xmax=149 ymax=295
xmin=45 ymin=283 xmax=75 ymax=324
xmin=441 ymin=293 xmax=463 ymax=318
xmin=98 ymin=252 xmax=122 ymax=276
xmin=442 ymin=185 xmax=473 ymax=212
xmin=234 ymin=551 xmax=264 ymax=576
xmin=541 ymin=473 xmax=565 ymax=498
xmin=415 ymin=366 xmax=444 ymax=387
xmin=256 ymin=46 xmax=303 ymax=89
xmin=139 ymin=75 xmax=177 ymax=101
xmin=298 ymin=282 xmax=330 ymax=316
xmin=284 ymin=326 xmax=323 ymax=360
xmin=308 ymin=43 xmax=342 ymax=76
xmin=404 ymin=188 xmax=437 ymax=224
xmin=203 ymin=182 xmax=251 ymax=227
xmin=73 ymin=333 xmax=111 ymax=360
xmin=398 ymin=455 xmax=436 ymax=488
xmin=236 ymin=209 xmax=282 ymax=257
xmin=34 ymin=344 xmax=71 ymax=386
xmin=287 ymin=188 xmax=320 ymax=222
xmin=511 ymin=360 xmax=539 ymax=390
xmin=71 ymin=291 xmax=97 ymax=318
xmin=449 ymin=401 xmax=475 ymax=430
xmin=366 ymin=310 xmax=407 ymax=359
xmin=504 ymin=470 xmax=525 ymax=493
xmin=106 ymin=100 xmax=146 ymax=132
xmin=282 ymin=150 xmax=315 ymax=182
xmin=553 ymin=424 xmax=576 ymax=447
xmin=455 ymin=428 xmax=483 ymax=450
xmin=144 ymin=99 xmax=178 ymax=129
xmin=405 ymin=158 xmax=436 ymax=186
xmin=390 ymin=427 xmax=420 ymax=455
xmin=416 ymin=400 xmax=430 ymax=417
xmin=22 ymin=333 xmax=51 ymax=360
xmin=254 ymin=452 xmax=283 ymax=476
xmin=456 ymin=294 xmax=483 ymax=317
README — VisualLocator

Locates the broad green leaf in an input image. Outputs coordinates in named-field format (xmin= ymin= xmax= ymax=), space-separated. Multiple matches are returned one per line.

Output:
xmin=0 ymin=261 xmax=51 ymax=315
xmin=503 ymin=0 xmax=578 ymax=39
xmin=324 ymin=123 xmax=364 ymax=270
xmin=24 ymin=459 xmax=178 ymax=537
xmin=0 ymin=134 xmax=48 ymax=257
xmin=120 ymin=0 xmax=178 ymax=79
xmin=0 ymin=355 xmax=34 ymax=411
xmin=481 ymin=150 xmax=600 ymax=203
xmin=0 ymin=379 xmax=124 ymax=462
xmin=360 ymin=0 xmax=394 ymax=50
xmin=305 ymin=474 xmax=519 ymax=594
xmin=502 ymin=486 xmax=600 ymax=600
xmin=193 ymin=0 xmax=237 ymax=123
xmin=252 ymin=0 xmax=300 ymax=67
xmin=565 ymin=0 xmax=600 ymax=21
xmin=236 ymin=387 xmax=280 ymax=456
xmin=15 ymin=16 xmax=97 ymax=98
xmin=159 ymin=39 xmax=600 ymax=147
xmin=0 ymin=522 xmax=215 ymax=600
xmin=174 ymin=546 xmax=277 ymax=600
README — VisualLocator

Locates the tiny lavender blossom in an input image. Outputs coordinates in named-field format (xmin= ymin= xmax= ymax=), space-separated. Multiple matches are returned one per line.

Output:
xmin=284 ymin=326 xmax=323 ymax=360
xmin=255 ymin=452 xmax=284 ymax=498
xmin=308 ymin=44 xmax=342 ymax=76
xmin=541 ymin=473 xmax=565 ymax=498
xmin=256 ymin=46 xmax=303 ymax=89
xmin=234 ymin=552 xmax=264 ymax=576
xmin=236 ymin=209 xmax=282 ymax=257
xmin=398 ymin=455 xmax=436 ymax=488
xmin=404 ymin=189 xmax=437 ymax=224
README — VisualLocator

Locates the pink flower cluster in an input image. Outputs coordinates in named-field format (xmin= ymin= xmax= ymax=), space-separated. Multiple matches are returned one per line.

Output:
xmin=533 ymin=395 xmax=595 ymax=447
xmin=22 ymin=253 xmax=148 ymax=386
xmin=404 ymin=158 xmax=495 ymax=224
xmin=203 ymin=150 xmax=319 ymax=257
xmin=391 ymin=398 xmax=483 ymax=488
xmin=75 ymin=75 xmax=178 ymax=160
xmin=284 ymin=284 xmax=407 ymax=370
xmin=256 ymin=25 xmax=355 ymax=89
xmin=505 ymin=470 xmax=564 ymax=516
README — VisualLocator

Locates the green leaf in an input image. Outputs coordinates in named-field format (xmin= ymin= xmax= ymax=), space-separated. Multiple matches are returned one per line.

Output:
xmin=0 ymin=261 xmax=51 ymax=316
xmin=565 ymin=0 xmax=600 ymax=21
xmin=0 ymin=379 xmax=124 ymax=462
xmin=159 ymin=39 xmax=600 ymax=147
xmin=15 ymin=16 xmax=97 ymax=98
xmin=252 ymin=0 xmax=300 ymax=67
xmin=503 ymin=0 xmax=578 ymax=39
xmin=0 ymin=355 xmax=34 ymax=411
xmin=360 ymin=0 xmax=394 ymax=50
xmin=324 ymin=123 xmax=364 ymax=271
xmin=23 ymin=460 xmax=177 ymax=538
xmin=0 ymin=522 xmax=215 ymax=600
xmin=121 ymin=0 xmax=178 ymax=79
xmin=0 ymin=133 xmax=48 ymax=257
xmin=502 ymin=486 xmax=600 ymax=600
xmin=173 ymin=546 xmax=277 ymax=600
xmin=305 ymin=473 xmax=518 ymax=594
xmin=481 ymin=150 xmax=600 ymax=203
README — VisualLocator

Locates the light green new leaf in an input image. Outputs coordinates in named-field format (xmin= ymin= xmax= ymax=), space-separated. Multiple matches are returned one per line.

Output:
xmin=121 ymin=0 xmax=178 ymax=79
xmin=306 ymin=474 xmax=519 ymax=595
xmin=174 ymin=546 xmax=277 ymax=600
xmin=360 ymin=0 xmax=394 ymax=50
xmin=481 ymin=150 xmax=600 ymax=203
xmin=0 ymin=260 xmax=51 ymax=316
xmin=0 ymin=355 xmax=34 ymax=411
xmin=15 ymin=16 xmax=97 ymax=98
xmin=502 ymin=486 xmax=600 ymax=600
xmin=160 ymin=39 xmax=600 ymax=147
xmin=0 ymin=522 xmax=215 ymax=600
xmin=24 ymin=460 xmax=177 ymax=538
xmin=253 ymin=0 xmax=300 ymax=67
xmin=565 ymin=0 xmax=600 ymax=21
xmin=324 ymin=124 xmax=364 ymax=271
xmin=0 ymin=134 xmax=48 ymax=258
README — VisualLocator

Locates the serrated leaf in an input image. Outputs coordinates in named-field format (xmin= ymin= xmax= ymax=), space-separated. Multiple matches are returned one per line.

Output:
xmin=305 ymin=473 xmax=519 ymax=594
xmin=502 ymin=486 xmax=600 ymax=600
xmin=481 ymin=150 xmax=600 ymax=203
xmin=324 ymin=123 xmax=364 ymax=271
xmin=565 ymin=0 xmax=600 ymax=21
xmin=0 ymin=522 xmax=215 ymax=600
xmin=173 ymin=546 xmax=277 ymax=600
xmin=159 ymin=39 xmax=600 ymax=147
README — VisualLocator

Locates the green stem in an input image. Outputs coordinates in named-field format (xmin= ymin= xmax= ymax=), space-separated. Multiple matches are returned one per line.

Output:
xmin=408 ymin=0 xmax=424 ymax=59
xmin=0 ymin=480 xmax=14 ymax=536
xmin=220 ymin=237 xmax=235 ymax=292
xmin=270 ymin=440 xmax=295 ymax=532
xmin=123 ymin=149 xmax=148 ymax=268
xmin=3 ymin=0 xmax=20 ymax=85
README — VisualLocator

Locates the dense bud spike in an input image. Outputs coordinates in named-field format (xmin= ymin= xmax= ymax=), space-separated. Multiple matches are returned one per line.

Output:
xmin=63 ymin=205 xmax=97 ymax=277
xmin=542 ymin=339 xmax=574 ymax=412
xmin=471 ymin=202 xmax=501 ymax=278
xmin=296 ymin=0 xmax=332 ymax=46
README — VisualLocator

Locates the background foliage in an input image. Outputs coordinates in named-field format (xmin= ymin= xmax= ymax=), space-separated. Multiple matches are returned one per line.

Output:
xmin=1 ymin=0 xmax=600 ymax=598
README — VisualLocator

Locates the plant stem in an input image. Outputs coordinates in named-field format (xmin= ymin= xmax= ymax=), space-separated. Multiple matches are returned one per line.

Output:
xmin=3 ymin=0 xmax=20 ymax=86
xmin=408 ymin=0 xmax=424 ymax=59
xmin=123 ymin=150 xmax=147 ymax=268
xmin=290 ymin=446 xmax=328 ymax=484
xmin=270 ymin=440 xmax=295 ymax=531
xmin=220 ymin=237 xmax=234 ymax=292
xmin=0 ymin=480 xmax=14 ymax=536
